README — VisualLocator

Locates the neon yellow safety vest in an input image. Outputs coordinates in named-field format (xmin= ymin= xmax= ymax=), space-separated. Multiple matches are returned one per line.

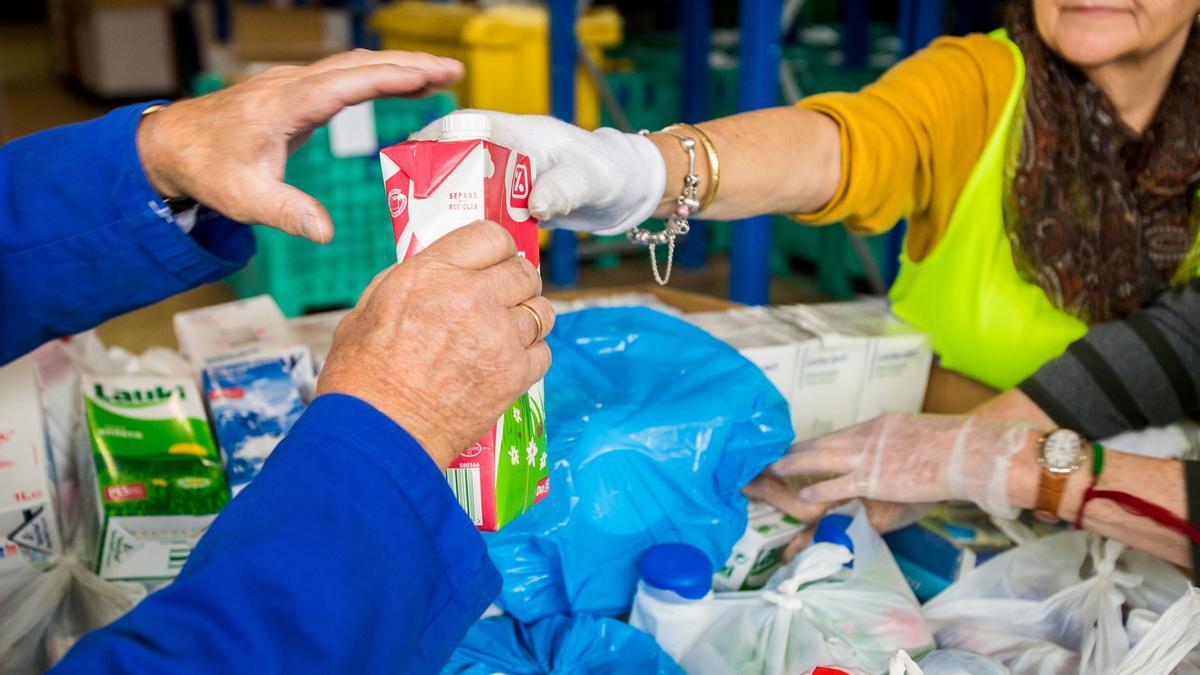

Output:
xmin=890 ymin=30 xmax=1090 ymax=390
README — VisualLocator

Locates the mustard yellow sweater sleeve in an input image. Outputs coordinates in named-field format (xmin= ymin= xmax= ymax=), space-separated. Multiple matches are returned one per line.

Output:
xmin=794 ymin=34 xmax=1017 ymax=261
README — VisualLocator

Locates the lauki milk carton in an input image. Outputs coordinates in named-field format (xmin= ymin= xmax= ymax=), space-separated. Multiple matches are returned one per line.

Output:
xmin=380 ymin=112 xmax=548 ymax=531
xmin=81 ymin=374 xmax=229 ymax=579
xmin=0 ymin=356 xmax=61 ymax=563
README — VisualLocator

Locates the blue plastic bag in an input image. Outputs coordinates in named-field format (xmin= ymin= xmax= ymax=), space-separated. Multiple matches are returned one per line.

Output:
xmin=442 ymin=614 xmax=684 ymax=674
xmin=487 ymin=307 xmax=794 ymax=622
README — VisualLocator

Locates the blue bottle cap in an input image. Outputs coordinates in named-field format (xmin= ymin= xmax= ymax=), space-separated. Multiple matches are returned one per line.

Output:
xmin=812 ymin=514 xmax=855 ymax=567
xmin=639 ymin=543 xmax=714 ymax=600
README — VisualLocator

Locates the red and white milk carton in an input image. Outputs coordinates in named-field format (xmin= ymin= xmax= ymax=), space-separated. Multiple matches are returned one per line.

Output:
xmin=379 ymin=112 xmax=548 ymax=531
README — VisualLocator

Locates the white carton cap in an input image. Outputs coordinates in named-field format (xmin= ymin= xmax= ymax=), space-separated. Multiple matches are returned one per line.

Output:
xmin=441 ymin=112 xmax=492 ymax=141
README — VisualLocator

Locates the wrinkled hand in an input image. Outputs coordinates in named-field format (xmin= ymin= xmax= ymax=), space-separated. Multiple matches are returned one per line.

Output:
xmin=316 ymin=221 xmax=554 ymax=469
xmin=772 ymin=413 xmax=1036 ymax=519
xmin=137 ymin=50 xmax=463 ymax=243
xmin=411 ymin=110 xmax=664 ymax=234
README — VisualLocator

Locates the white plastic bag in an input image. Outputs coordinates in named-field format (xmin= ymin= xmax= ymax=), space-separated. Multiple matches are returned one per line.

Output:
xmin=923 ymin=531 xmax=1191 ymax=675
xmin=644 ymin=504 xmax=934 ymax=675
xmin=0 ymin=555 xmax=145 ymax=674
xmin=888 ymin=648 xmax=1010 ymax=674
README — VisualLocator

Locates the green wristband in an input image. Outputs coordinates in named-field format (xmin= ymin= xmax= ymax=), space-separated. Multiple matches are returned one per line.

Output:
xmin=1090 ymin=442 xmax=1105 ymax=477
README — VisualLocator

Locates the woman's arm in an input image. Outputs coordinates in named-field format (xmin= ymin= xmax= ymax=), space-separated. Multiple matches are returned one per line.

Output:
xmin=647 ymin=34 xmax=1016 ymax=259
xmin=646 ymin=107 xmax=842 ymax=219
xmin=1008 ymin=442 xmax=1193 ymax=568
xmin=773 ymin=413 xmax=1195 ymax=568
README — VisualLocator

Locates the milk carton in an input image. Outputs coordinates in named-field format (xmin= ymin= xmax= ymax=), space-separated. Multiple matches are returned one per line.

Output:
xmin=713 ymin=501 xmax=806 ymax=591
xmin=82 ymin=374 xmax=228 ymax=579
xmin=0 ymin=356 xmax=61 ymax=562
xmin=174 ymin=296 xmax=314 ymax=493
xmin=380 ymin=111 xmax=548 ymax=531
xmin=202 ymin=347 xmax=312 ymax=495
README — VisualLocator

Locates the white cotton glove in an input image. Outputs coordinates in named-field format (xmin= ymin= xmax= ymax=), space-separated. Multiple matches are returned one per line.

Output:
xmin=770 ymin=413 xmax=1036 ymax=519
xmin=410 ymin=110 xmax=665 ymax=234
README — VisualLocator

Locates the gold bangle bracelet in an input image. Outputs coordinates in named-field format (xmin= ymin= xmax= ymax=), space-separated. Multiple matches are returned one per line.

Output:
xmin=668 ymin=122 xmax=720 ymax=213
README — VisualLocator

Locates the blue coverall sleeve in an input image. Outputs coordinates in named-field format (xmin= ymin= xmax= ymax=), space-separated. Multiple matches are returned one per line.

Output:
xmin=52 ymin=393 xmax=502 ymax=673
xmin=0 ymin=102 xmax=255 ymax=364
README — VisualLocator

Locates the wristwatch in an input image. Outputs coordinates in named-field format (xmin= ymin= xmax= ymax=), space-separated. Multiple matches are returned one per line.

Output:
xmin=1034 ymin=428 xmax=1087 ymax=522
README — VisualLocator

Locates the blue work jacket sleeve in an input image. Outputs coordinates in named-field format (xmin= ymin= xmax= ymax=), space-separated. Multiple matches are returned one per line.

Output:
xmin=52 ymin=393 xmax=501 ymax=673
xmin=0 ymin=102 xmax=255 ymax=364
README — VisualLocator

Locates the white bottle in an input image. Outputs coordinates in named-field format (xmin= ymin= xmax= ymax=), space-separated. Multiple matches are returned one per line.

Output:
xmin=628 ymin=543 xmax=719 ymax=663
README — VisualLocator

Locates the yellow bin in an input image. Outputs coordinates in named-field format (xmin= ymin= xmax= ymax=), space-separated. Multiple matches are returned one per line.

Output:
xmin=371 ymin=2 xmax=622 ymax=131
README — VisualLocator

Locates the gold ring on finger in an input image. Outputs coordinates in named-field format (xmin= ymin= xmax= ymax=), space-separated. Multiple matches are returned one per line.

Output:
xmin=517 ymin=301 xmax=543 ymax=347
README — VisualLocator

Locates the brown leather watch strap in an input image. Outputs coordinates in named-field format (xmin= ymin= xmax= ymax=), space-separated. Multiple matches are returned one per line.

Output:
xmin=1034 ymin=468 xmax=1069 ymax=521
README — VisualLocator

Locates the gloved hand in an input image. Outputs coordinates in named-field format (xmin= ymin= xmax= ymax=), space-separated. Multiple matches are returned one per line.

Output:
xmin=769 ymin=413 xmax=1036 ymax=520
xmin=411 ymin=110 xmax=665 ymax=234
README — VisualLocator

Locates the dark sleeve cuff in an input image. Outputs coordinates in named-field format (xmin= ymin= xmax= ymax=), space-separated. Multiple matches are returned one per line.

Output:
xmin=1187 ymin=460 xmax=1200 ymax=581
xmin=295 ymin=394 xmax=501 ymax=605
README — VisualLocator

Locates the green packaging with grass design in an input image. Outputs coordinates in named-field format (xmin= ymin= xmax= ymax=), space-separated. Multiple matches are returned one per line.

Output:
xmin=82 ymin=374 xmax=229 ymax=580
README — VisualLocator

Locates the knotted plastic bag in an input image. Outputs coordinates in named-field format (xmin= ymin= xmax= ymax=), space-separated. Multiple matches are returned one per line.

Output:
xmin=923 ymin=531 xmax=1193 ymax=675
xmin=442 ymin=613 xmax=683 ymax=674
xmin=487 ymin=307 xmax=794 ymax=621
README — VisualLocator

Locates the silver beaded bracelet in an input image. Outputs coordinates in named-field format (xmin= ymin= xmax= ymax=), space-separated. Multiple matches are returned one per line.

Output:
xmin=628 ymin=129 xmax=700 ymax=285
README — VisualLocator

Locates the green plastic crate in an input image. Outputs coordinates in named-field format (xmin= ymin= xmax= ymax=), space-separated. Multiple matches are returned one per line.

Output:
xmin=225 ymin=94 xmax=456 ymax=316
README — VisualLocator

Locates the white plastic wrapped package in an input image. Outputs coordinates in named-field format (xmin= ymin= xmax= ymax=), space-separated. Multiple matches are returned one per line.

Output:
xmin=0 ymin=555 xmax=145 ymax=674
xmin=923 ymin=530 xmax=1195 ymax=674
xmin=0 ymin=333 xmax=186 ymax=671
xmin=635 ymin=504 xmax=934 ymax=675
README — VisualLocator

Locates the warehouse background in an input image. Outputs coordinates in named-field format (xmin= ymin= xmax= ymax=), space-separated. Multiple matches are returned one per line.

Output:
xmin=0 ymin=0 xmax=1002 ymax=352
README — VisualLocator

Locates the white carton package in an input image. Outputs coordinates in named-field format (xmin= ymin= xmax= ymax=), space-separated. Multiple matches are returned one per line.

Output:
xmin=173 ymin=295 xmax=300 ymax=367
xmin=684 ymin=311 xmax=802 ymax=406
xmin=776 ymin=317 xmax=869 ymax=441
xmin=174 ymin=296 xmax=314 ymax=494
xmin=0 ymin=356 xmax=61 ymax=562
xmin=782 ymin=303 xmax=932 ymax=423
xmin=713 ymin=501 xmax=805 ymax=591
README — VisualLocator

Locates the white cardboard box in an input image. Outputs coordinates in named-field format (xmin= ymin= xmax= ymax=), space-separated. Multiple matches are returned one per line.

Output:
xmin=173 ymin=295 xmax=298 ymax=367
xmin=684 ymin=310 xmax=802 ymax=406
xmin=0 ymin=356 xmax=61 ymax=562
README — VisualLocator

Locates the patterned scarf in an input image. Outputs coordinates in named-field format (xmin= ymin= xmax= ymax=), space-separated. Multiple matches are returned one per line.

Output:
xmin=1002 ymin=1 xmax=1200 ymax=322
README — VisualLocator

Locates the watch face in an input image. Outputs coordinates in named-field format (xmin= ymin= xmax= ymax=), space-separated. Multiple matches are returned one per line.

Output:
xmin=1041 ymin=429 xmax=1084 ymax=472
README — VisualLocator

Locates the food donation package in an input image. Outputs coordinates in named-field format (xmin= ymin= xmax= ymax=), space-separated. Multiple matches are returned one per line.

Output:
xmin=380 ymin=111 xmax=547 ymax=531
xmin=174 ymin=296 xmax=313 ymax=495
xmin=81 ymin=374 xmax=229 ymax=579
xmin=0 ymin=356 xmax=61 ymax=562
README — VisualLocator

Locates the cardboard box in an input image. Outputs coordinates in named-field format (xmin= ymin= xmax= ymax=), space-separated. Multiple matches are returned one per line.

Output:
xmin=173 ymin=295 xmax=298 ymax=366
xmin=713 ymin=501 xmax=806 ymax=591
xmin=0 ymin=357 xmax=62 ymax=563
xmin=82 ymin=374 xmax=228 ymax=580
xmin=683 ymin=310 xmax=803 ymax=409
xmin=778 ymin=303 xmax=933 ymax=424
xmin=381 ymin=125 xmax=547 ymax=531
xmin=72 ymin=1 xmax=177 ymax=97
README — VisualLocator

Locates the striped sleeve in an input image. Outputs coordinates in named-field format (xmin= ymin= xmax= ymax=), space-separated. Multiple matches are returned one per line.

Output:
xmin=1018 ymin=280 xmax=1200 ymax=440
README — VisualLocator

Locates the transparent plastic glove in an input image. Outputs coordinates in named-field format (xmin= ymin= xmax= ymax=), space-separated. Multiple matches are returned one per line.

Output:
xmin=771 ymin=413 xmax=1035 ymax=519
xmin=411 ymin=110 xmax=665 ymax=234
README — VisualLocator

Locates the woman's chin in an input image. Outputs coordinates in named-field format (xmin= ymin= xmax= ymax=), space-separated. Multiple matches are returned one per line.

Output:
xmin=1051 ymin=33 xmax=1138 ymax=68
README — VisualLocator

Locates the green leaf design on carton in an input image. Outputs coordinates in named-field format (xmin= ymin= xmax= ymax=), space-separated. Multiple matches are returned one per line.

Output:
xmin=494 ymin=389 xmax=548 ymax=528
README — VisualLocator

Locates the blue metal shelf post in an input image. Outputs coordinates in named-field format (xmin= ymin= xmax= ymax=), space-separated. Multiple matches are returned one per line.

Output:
xmin=548 ymin=0 xmax=578 ymax=287
xmin=729 ymin=0 xmax=782 ymax=305
xmin=676 ymin=0 xmax=713 ymax=269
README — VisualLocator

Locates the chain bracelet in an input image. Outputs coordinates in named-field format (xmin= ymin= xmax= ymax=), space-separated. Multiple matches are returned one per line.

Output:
xmin=628 ymin=129 xmax=698 ymax=285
